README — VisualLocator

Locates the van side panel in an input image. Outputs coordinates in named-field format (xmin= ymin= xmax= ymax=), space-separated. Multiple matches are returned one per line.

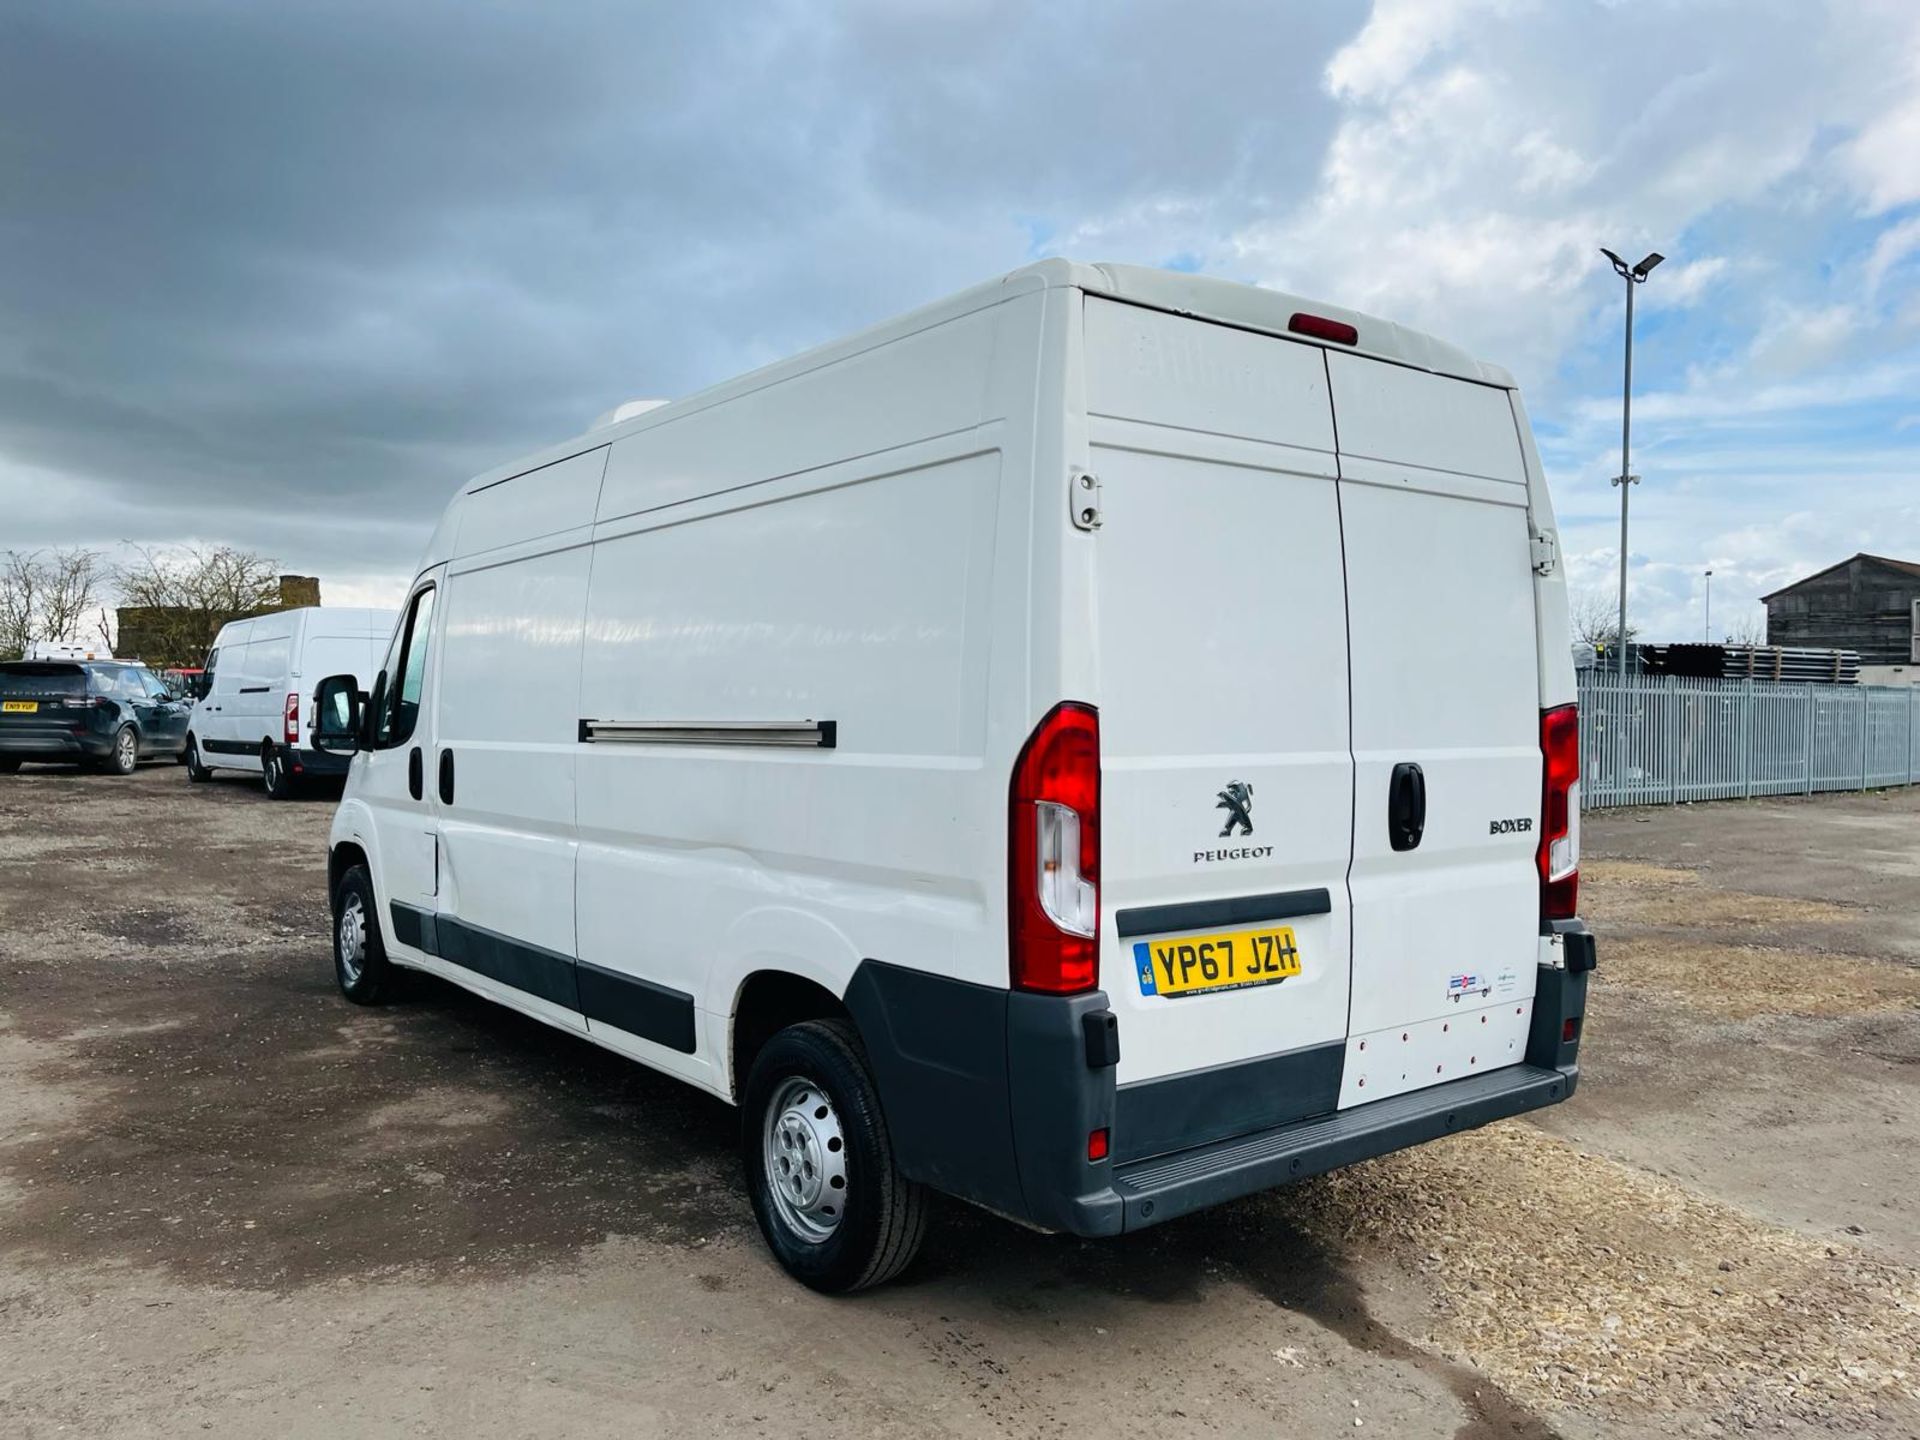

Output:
xmin=575 ymin=449 xmax=1005 ymax=1090
xmin=457 ymin=447 xmax=609 ymax=556
xmin=435 ymin=543 xmax=593 ymax=968
xmin=592 ymin=310 xmax=997 ymax=526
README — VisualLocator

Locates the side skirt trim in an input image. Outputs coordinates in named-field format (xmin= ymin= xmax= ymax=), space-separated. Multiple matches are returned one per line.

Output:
xmin=387 ymin=901 xmax=696 ymax=1053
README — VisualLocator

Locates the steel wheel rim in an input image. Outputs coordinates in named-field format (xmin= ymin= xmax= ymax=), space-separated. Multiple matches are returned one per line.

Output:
xmin=337 ymin=892 xmax=367 ymax=986
xmin=265 ymin=754 xmax=281 ymax=788
xmin=762 ymin=1075 xmax=848 ymax=1242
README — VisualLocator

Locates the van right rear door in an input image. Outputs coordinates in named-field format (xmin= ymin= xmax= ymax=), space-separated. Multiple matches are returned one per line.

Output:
xmin=1328 ymin=353 xmax=1543 ymax=1108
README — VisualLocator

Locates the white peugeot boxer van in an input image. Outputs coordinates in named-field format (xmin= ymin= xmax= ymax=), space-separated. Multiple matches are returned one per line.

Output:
xmin=189 ymin=605 xmax=397 ymax=797
xmin=315 ymin=261 xmax=1593 ymax=1291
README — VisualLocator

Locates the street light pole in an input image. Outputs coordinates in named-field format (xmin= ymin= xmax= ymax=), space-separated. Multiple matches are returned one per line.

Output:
xmin=1601 ymin=247 xmax=1664 ymax=675
xmin=1704 ymin=569 xmax=1713 ymax=642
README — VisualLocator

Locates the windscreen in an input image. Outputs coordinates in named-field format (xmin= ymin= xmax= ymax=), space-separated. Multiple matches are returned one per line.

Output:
xmin=0 ymin=664 xmax=86 ymax=696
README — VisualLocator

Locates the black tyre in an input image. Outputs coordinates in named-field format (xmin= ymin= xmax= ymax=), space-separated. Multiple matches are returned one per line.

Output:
xmin=331 ymin=864 xmax=393 ymax=1004
xmin=263 ymin=745 xmax=296 ymax=799
xmin=0 ymin=758 xmax=20 ymax=774
xmin=184 ymin=734 xmax=212 ymax=782
xmin=742 ymin=1019 xmax=928 ymax=1293
xmin=99 ymin=725 xmax=138 ymax=776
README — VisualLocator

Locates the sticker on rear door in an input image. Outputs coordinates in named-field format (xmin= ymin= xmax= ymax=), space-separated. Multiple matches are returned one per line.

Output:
xmin=1447 ymin=972 xmax=1493 ymax=1002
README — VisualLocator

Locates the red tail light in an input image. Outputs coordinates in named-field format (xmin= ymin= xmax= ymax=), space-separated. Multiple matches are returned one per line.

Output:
xmin=1009 ymin=702 xmax=1100 ymax=994
xmin=1288 ymin=311 xmax=1359 ymax=345
xmin=1539 ymin=705 xmax=1580 ymax=921
xmin=284 ymin=692 xmax=301 ymax=745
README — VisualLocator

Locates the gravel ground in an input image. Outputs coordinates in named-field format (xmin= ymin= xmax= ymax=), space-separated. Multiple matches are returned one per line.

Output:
xmin=1 ymin=765 xmax=1917 ymax=1438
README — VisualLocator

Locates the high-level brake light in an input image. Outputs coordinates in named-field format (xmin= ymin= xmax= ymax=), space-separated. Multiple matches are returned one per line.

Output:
xmin=1539 ymin=705 xmax=1580 ymax=921
xmin=1288 ymin=312 xmax=1359 ymax=346
xmin=1009 ymin=703 xmax=1100 ymax=994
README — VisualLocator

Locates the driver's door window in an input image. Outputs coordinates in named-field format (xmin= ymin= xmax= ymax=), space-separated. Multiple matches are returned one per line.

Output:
xmin=375 ymin=587 xmax=436 ymax=750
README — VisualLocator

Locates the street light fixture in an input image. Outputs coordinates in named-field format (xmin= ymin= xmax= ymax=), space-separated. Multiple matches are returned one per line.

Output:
xmin=1601 ymin=247 xmax=1664 ymax=675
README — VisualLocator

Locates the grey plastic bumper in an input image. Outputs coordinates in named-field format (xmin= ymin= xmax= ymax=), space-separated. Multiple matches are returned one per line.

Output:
xmin=1109 ymin=1061 xmax=1577 ymax=1232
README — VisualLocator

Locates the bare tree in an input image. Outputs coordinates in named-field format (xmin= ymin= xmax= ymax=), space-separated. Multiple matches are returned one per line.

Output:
xmin=39 ymin=548 xmax=104 ymax=646
xmin=1567 ymin=588 xmax=1637 ymax=650
xmin=1722 ymin=613 xmax=1767 ymax=647
xmin=0 ymin=552 xmax=40 ymax=660
xmin=0 ymin=547 xmax=106 ymax=659
xmin=114 ymin=545 xmax=281 ymax=665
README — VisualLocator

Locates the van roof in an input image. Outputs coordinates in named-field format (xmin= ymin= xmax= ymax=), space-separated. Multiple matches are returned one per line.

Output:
xmin=451 ymin=258 xmax=1515 ymax=504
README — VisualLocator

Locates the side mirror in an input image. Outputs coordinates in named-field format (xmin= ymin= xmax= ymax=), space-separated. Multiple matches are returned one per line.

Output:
xmin=313 ymin=674 xmax=364 ymax=755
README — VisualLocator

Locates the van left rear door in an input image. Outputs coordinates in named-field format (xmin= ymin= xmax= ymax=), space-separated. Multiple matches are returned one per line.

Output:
xmin=1083 ymin=297 xmax=1357 ymax=1162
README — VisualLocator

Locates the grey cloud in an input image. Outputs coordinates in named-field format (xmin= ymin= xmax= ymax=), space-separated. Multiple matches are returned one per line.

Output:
xmin=0 ymin=0 xmax=1351 ymax=587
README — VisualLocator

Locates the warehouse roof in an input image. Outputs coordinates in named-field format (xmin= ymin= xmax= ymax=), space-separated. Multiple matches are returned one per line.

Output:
xmin=1761 ymin=553 xmax=1920 ymax=602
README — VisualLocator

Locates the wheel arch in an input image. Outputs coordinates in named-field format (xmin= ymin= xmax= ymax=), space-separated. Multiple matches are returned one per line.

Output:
xmin=730 ymin=970 xmax=850 ymax=1104
xmin=328 ymin=839 xmax=371 ymax=904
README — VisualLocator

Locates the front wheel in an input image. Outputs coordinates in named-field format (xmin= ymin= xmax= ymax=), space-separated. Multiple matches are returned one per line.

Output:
xmin=742 ymin=1019 xmax=928 ymax=1292
xmin=184 ymin=735 xmax=212 ymax=782
xmin=332 ymin=864 xmax=393 ymax=1004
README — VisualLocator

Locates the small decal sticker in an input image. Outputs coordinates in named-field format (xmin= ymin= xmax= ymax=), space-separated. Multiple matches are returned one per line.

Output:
xmin=1447 ymin=972 xmax=1493 ymax=1003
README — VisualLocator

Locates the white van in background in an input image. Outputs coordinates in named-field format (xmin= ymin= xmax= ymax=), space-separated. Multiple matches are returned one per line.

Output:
xmin=189 ymin=606 xmax=396 ymax=797
xmin=313 ymin=260 xmax=1593 ymax=1292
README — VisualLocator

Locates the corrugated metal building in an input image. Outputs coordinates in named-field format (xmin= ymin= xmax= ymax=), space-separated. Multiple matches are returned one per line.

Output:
xmin=1762 ymin=553 xmax=1920 ymax=666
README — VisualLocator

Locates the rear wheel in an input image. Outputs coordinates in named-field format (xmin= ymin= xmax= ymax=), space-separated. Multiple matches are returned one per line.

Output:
xmin=100 ymin=725 xmax=138 ymax=776
xmin=332 ymin=864 xmax=392 ymax=1004
xmin=184 ymin=735 xmax=212 ymax=782
xmin=263 ymin=746 xmax=295 ymax=799
xmin=742 ymin=1019 xmax=928 ymax=1292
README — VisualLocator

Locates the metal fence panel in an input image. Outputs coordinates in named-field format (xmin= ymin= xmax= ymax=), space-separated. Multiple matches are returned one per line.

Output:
xmin=1577 ymin=674 xmax=1919 ymax=809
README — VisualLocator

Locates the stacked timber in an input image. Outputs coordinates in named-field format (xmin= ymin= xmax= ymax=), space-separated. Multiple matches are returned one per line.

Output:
xmin=1643 ymin=643 xmax=1860 ymax=684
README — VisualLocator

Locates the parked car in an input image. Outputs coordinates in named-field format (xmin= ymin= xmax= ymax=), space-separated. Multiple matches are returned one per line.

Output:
xmin=0 ymin=659 xmax=191 ymax=774
xmin=312 ymin=260 xmax=1593 ymax=1292
xmin=186 ymin=606 xmax=397 ymax=798
xmin=161 ymin=666 xmax=206 ymax=699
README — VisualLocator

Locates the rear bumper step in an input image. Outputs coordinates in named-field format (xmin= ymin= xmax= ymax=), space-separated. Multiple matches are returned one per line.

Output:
xmin=1111 ymin=1061 xmax=1577 ymax=1231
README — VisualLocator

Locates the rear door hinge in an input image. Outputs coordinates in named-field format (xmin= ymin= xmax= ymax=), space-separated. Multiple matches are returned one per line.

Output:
xmin=1070 ymin=468 xmax=1102 ymax=531
xmin=1530 ymin=528 xmax=1559 ymax=576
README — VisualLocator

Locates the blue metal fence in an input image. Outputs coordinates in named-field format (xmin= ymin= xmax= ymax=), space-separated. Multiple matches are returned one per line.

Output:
xmin=1577 ymin=673 xmax=1920 ymax=809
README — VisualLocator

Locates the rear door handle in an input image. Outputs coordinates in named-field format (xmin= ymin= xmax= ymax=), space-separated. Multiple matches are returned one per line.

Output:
xmin=1388 ymin=761 xmax=1426 ymax=851
xmin=408 ymin=746 xmax=423 ymax=801
xmin=438 ymin=748 xmax=454 ymax=806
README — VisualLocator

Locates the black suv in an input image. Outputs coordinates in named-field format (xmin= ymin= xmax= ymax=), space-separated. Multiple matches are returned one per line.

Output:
xmin=0 ymin=661 xmax=193 ymax=775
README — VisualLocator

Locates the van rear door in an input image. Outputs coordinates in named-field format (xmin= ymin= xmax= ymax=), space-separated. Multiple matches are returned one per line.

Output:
xmin=1327 ymin=353 xmax=1542 ymax=1106
xmin=1083 ymin=298 xmax=1355 ymax=1161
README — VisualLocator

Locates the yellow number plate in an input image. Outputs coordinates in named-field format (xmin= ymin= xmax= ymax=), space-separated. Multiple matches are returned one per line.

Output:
xmin=1134 ymin=926 xmax=1302 ymax=999
xmin=1 ymin=700 xmax=37 ymax=713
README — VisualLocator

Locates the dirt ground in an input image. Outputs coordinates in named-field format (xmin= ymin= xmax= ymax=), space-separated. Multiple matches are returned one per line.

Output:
xmin=2 ymin=766 xmax=1917 ymax=1439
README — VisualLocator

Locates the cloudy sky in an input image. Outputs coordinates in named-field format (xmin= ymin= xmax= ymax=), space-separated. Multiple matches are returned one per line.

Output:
xmin=3 ymin=0 xmax=1917 ymax=641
